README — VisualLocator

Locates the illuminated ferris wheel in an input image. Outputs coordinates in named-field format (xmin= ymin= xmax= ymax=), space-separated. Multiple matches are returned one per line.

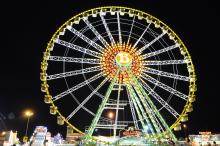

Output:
xmin=40 ymin=6 xmax=196 ymax=143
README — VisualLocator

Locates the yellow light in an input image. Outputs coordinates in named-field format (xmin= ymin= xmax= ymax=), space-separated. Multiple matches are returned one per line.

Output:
xmin=25 ymin=110 xmax=34 ymax=117
xmin=183 ymin=124 xmax=187 ymax=128
xmin=199 ymin=131 xmax=212 ymax=135
xmin=108 ymin=112 xmax=114 ymax=119
xmin=115 ymin=52 xmax=132 ymax=67
xmin=2 ymin=131 xmax=6 ymax=136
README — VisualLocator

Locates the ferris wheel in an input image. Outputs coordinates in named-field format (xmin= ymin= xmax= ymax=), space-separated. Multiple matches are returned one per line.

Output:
xmin=40 ymin=6 xmax=196 ymax=143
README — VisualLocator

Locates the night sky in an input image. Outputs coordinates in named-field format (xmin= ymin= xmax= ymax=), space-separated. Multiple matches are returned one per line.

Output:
xmin=2 ymin=0 xmax=219 ymax=139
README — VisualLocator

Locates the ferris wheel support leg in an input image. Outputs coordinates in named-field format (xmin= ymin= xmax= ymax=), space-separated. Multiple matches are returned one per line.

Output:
xmin=85 ymin=70 xmax=119 ymax=140
xmin=132 ymin=83 xmax=163 ymax=134
xmin=126 ymin=86 xmax=148 ymax=135
xmin=126 ymin=84 xmax=156 ymax=135
xmin=113 ymin=82 xmax=122 ymax=138
xmin=126 ymin=88 xmax=139 ymax=129
xmin=133 ymin=76 xmax=177 ymax=141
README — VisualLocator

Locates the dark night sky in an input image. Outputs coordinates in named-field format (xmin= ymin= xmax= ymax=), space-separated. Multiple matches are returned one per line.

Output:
xmin=2 ymin=0 xmax=219 ymax=139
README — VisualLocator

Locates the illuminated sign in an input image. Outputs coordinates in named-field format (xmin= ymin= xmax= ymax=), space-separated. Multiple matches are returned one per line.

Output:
xmin=199 ymin=132 xmax=212 ymax=135
xmin=122 ymin=131 xmax=142 ymax=136
xmin=121 ymin=126 xmax=142 ymax=137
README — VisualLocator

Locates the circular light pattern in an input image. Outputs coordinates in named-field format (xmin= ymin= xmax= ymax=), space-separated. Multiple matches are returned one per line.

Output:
xmin=101 ymin=43 xmax=143 ymax=84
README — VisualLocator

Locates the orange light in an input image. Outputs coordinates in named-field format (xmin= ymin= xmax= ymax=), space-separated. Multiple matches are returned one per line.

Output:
xmin=199 ymin=131 xmax=212 ymax=135
xmin=108 ymin=112 xmax=114 ymax=119
xmin=100 ymin=43 xmax=143 ymax=84
xmin=24 ymin=110 xmax=34 ymax=117
xmin=1 ymin=132 xmax=6 ymax=136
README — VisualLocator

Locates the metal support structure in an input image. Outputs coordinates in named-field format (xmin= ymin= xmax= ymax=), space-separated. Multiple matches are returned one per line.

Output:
xmin=54 ymin=39 xmax=101 ymax=58
xmin=127 ymin=84 xmax=156 ymax=135
xmin=141 ymin=44 xmax=178 ymax=59
xmin=132 ymin=75 xmax=177 ymax=141
xmin=52 ymin=73 xmax=103 ymax=101
xmin=141 ymin=73 xmax=188 ymax=100
xmin=85 ymin=70 xmax=119 ymax=139
xmin=117 ymin=12 xmax=122 ymax=44
xmin=104 ymin=100 xmax=127 ymax=110
xmin=132 ymin=23 xmax=151 ymax=48
xmin=139 ymin=78 xmax=179 ymax=118
xmin=83 ymin=18 xmax=110 ymax=48
xmin=126 ymin=88 xmax=139 ymax=129
xmin=113 ymin=82 xmax=122 ymax=137
xmin=138 ymin=32 xmax=166 ymax=54
xmin=126 ymin=85 xmax=146 ymax=130
xmin=66 ymin=25 xmax=104 ymax=52
xmin=96 ymin=120 xmax=132 ymax=129
xmin=100 ymin=14 xmax=116 ymax=46
xmin=132 ymin=83 xmax=162 ymax=134
xmin=66 ymin=78 xmax=108 ymax=121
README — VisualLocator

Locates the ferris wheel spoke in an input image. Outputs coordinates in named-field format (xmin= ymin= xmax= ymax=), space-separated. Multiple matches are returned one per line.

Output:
xmin=132 ymin=23 xmax=151 ymax=48
xmin=47 ymin=66 xmax=101 ymax=80
xmin=138 ymin=78 xmax=179 ymax=118
xmin=141 ymin=73 xmax=188 ymax=100
xmin=66 ymin=25 xmax=104 ymax=52
xmin=66 ymin=78 xmax=108 ymax=121
xmin=127 ymin=16 xmax=135 ymax=45
xmin=83 ymin=18 xmax=110 ymax=48
xmin=100 ymin=14 xmax=116 ymax=46
xmin=143 ymin=67 xmax=189 ymax=81
xmin=54 ymin=39 xmax=101 ymax=58
xmin=117 ymin=12 xmax=122 ymax=44
xmin=138 ymin=32 xmax=166 ymax=54
xmin=48 ymin=56 xmax=101 ymax=64
xmin=142 ymin=44 xmax=178 ymax=59
xmin=143 ymin=59 xmax=187 ymax=66
xmin=52 ymin=72 xmax=103 ymax=101
xmin=69 ymin=94 xmax=96 ymax=117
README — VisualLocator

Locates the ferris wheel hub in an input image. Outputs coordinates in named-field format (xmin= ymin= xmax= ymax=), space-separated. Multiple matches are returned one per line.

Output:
xmin=115 ymin=52 xmax=132 ymax=67
xmin=100 ymin=44 xmax=143 ymax=83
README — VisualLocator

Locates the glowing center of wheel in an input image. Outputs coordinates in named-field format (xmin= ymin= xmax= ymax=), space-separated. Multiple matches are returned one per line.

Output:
xmin=115 ymin=52 xmax=132 ymax=67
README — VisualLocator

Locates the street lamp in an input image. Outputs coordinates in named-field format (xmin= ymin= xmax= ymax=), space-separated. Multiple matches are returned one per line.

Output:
xmin=107 ymin=111 xmax=114 ymax=136
xmin=23 ymin=110 xmax=34 ymax=142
